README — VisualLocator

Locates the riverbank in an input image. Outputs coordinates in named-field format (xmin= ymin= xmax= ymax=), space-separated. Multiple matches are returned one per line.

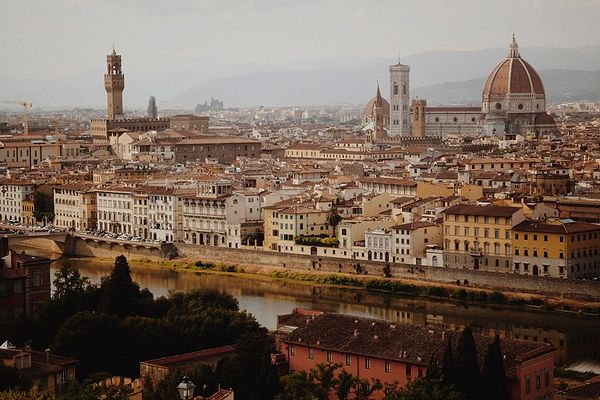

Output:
xmin=111 ymin=255 xmax=600 ymax=316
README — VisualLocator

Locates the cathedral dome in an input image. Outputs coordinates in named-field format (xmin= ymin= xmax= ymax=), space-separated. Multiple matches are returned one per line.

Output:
xmin=362 ymin=96 xmax=390 ymax=118
xmin=482 ymin=35 xmax=545 ymax=99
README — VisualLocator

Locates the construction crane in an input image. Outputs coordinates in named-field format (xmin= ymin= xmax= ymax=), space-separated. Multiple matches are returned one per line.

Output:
xmin=0 ymin=101 xmax=33 ymax=134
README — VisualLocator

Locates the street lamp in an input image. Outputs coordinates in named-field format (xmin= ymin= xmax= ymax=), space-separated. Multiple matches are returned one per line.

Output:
xmin=177 ymin=376 xmax=195 ymax=400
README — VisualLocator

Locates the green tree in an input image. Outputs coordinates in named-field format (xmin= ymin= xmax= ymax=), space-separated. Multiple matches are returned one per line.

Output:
xmin=52 ymin=263 xmax=92 ymax=302
xmin=441 ymin=337 xmax=454 ymax=386
xmin=98 ymin=255 xmax=141 ymax=317
xmin=32 ymin=190 xmax=54 ymax=223
xmin=326 ymin=206 xmax=343 ymax=236
xmin=310 ymin=363 xmax=339 ymax=400
xmin=335 ymin=369 xmax=355 ymax=400
xmin=426 ymin=354 xmax=441 ymax=381
xmin=454 ymin=327 xmax=482 ymax=400
xmin=0 ymin=388 xmax=45 ymax=400
xmin=0 ymin=364 xmax=29 ymax=391
xmin=354 ymin=378 xmax=382 ymax=400
xmin=481 ymin=335 xmax=508 ymax=400
xmin=276 ymin=371 xmax=318 ymax=400
xmin=393 ymin=378 xmax=465 ymax=400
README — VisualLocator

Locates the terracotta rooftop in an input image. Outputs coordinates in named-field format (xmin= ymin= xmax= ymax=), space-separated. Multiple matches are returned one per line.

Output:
xmin=513 ymin=219 xmax=600 ymax=234
xmin=442 ymin=204 xmax=522 ymax=218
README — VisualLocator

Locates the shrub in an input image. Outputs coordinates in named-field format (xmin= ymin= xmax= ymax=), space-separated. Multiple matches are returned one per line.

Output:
xmin=294 ymin=235 xmax=339 ymax=247
xmin=194 ymin=261 xmax=215 ymax=270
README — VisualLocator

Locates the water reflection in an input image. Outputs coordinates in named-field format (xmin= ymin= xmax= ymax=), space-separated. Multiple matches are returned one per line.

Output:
xmin=36 ymin=252 xmax=600 ymax=373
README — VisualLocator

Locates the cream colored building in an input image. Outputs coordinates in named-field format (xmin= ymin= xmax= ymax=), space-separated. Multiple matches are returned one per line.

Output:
xmin=95 ymin=187 xmax=135 ymax=234
xmin=0 ymin=180 xmax=36 ymax=223
xmin=53 ymin=184 xmax=97 ymax=231
xmin=391 ymin=221 xmax=442 ymax=265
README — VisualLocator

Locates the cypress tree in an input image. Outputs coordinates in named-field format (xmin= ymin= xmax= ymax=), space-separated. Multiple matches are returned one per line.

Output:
xmin=454 ymin=327 xmax=482 ymax=400
xmin=482 ymin=335 xmax=509 ymax=400
xmin=427 ymin=354 xmax=441 ymax=381
xmin=441 ymin=337 xmax=454 ymax=386
xmin=98 ymin=255 xmax=140 ymax=317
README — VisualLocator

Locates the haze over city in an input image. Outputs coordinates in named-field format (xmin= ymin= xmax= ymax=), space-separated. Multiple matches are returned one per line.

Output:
xmin=3 ymin=0 xmax=600 ymax=107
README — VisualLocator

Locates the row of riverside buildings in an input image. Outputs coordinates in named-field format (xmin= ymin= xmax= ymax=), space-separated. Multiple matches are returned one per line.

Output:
xmin=0 ymin=171 xmax=596 ymax=279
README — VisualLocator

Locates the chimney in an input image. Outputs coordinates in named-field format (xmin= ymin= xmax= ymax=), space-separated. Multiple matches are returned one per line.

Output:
xmin=45 ymin=348 xmax=50 ymax=364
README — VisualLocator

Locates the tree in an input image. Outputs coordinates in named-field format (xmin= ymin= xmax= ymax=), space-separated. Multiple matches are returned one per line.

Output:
xmin=0 ymin=388 xmax=44 ymax=400
xmin=276 ymin=371 xmax=318 ymax=400
xmin=335 ymin=370 xmax=355 ymax=400
xmin=481 ymin=335 xmax=508 ymax=400
xmin=441 ymin=337 xmax=454 ymax=386
xmin=392 ymin=378 xmax=465 ymax=400
xmin=310 ymin=363 xmax=339 ymax=400
xmin=354 ymin=378 xmax=382 ymax=400
xmin=426 ymin=354 xmax=441 ymax=381
xmin=98 ymin=255 xmax=141 ymax=317
xmin=32 ymin=190 xmax=54 ymax=223
xmin=0 ymin=365 xmax=29 ymax=391
xmin=326 ymin=206 xmax=343 ymax=237
xmin=454 ymin=327 xmax=482 ymax=400
xmin=52 ymin=263 xmax=92 ymax=302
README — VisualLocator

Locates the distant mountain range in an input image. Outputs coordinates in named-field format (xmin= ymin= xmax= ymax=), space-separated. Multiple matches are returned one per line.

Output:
xmin=2 ymin=45 xmax=600 ymax=109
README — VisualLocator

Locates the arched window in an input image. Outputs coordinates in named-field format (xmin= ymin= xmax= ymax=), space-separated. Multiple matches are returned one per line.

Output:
xmin=393 ymin=83 xmax=399 ymax=95
xmin=402 ymin=85 xmax=407 ymax=95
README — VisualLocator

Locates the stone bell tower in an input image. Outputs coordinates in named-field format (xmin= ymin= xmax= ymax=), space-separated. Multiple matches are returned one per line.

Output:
xmin=104 ymin=47 xmax=125 ymax=120
xmin=389 ymin=60 xmax=410 ymax=136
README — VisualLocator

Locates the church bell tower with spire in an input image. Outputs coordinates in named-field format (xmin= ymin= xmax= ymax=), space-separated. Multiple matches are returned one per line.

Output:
xmin=373 ymin=82 xmax=387 ymax=141
xmin=104 ymin=47 xmax=125 ymax=120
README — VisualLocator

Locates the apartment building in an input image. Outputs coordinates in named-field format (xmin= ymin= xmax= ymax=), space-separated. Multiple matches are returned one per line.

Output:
xmin=0 ymin=180 xmax=35 ymax=223
xmin=95 ymin=187 xmax=134 ymax=234
xmin=357 ymin=177 xmax=417 ymax=196
xmin=512 ymin=219 xmax=600 ymax=279
xmin=146 ymin=186 xmax=179 ymax=242
xmin=53 ymin=183 xmax=97 ymax=231
xmin=442 ymin=204 xmax=525 ymax=271
xmin=132 ymin=192 xmax=149 ymax=239
xmin=180 ymin=179 xmax=246 ymax=247
xmin=391 ymin=221 xmax=442 ymax=265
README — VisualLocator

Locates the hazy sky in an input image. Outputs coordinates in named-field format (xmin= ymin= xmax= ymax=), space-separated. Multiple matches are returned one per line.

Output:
xmin=2 ymin=0 xmax=600 ymax=80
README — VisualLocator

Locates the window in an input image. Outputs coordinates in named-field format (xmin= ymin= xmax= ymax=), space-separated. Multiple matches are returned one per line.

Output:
xmin=346 ymin=354 xmax=352 ymax=366
xmin=544 ymin=369 xmax=550 ymax=386
xmin=526 ymin=377 xmax=531 ymax=394
xmin=536 ymin=374 xmax=541 ymax=390
xmin=308 ymin=348 xmax=314 ymax=359
xmin=290 ymin=344 xmax=296 ymax=356
xmin=33 ymin=270 xmax=42 ymax=287
xmin=385 ymin=361 xmax=391 ymax=373
xmin=365 ymin=357 xmax=370 ymax=369
xmin=327 ymin=351 xmax=333 ymax=363
xmin=406 ymin=364 xmax=411 ymax=377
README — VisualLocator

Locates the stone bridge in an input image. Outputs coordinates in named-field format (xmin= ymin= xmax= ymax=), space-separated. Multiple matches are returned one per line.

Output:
xmin=6 ymin=232 xmax=72 ymax=254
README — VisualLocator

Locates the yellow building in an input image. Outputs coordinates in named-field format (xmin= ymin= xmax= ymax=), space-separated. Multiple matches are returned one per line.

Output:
xmin=512 ymin=219 xmax=600 ymax=279
xmin=22 ymin=195 xmax=35 ymax=225
xmin=263 ymin=204 xmax=331 ymax=252
xmin=442 ymin=204 xmax=525 ymax=271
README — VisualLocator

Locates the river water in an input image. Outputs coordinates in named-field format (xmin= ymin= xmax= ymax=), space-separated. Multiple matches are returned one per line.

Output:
xmin=19 ymin=246 xmax=600 ymax=373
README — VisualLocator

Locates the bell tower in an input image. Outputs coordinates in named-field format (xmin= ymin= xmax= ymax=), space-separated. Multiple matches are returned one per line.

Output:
xmin=389 ymin=60 xmax=410 ymax=136
xmin=372 ymin=83 xmax=387 ymax=141
xmin=104 ymin=47 xmax=125 ymax=120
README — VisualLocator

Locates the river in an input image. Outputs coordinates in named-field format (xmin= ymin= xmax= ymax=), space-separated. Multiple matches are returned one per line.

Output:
xmin=19 ymin=246 xmax=600 ymax=373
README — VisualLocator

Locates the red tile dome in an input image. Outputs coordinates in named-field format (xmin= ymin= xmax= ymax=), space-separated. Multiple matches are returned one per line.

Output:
xmin=483 ymin=35 xmax=545 ymax=97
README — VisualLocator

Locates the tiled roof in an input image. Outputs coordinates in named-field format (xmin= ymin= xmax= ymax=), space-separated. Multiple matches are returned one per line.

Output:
xmin=442 ymin=204 xmax=522 ymax=217
xmin=513 ymin=219 xmax=600 ymax=234
xmin=141 ymin=345 xmax=235 ymax=369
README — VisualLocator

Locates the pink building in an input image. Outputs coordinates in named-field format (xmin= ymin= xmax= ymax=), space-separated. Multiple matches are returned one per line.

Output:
xmin=276 ymin=309 xmax=555 ymax=400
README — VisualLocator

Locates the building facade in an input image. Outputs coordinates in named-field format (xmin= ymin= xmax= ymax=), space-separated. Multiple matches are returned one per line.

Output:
xmin=0 ymin=181 xmax=35 ymax=223
xmin=442 ymin=204 xmax=525 ymax=271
